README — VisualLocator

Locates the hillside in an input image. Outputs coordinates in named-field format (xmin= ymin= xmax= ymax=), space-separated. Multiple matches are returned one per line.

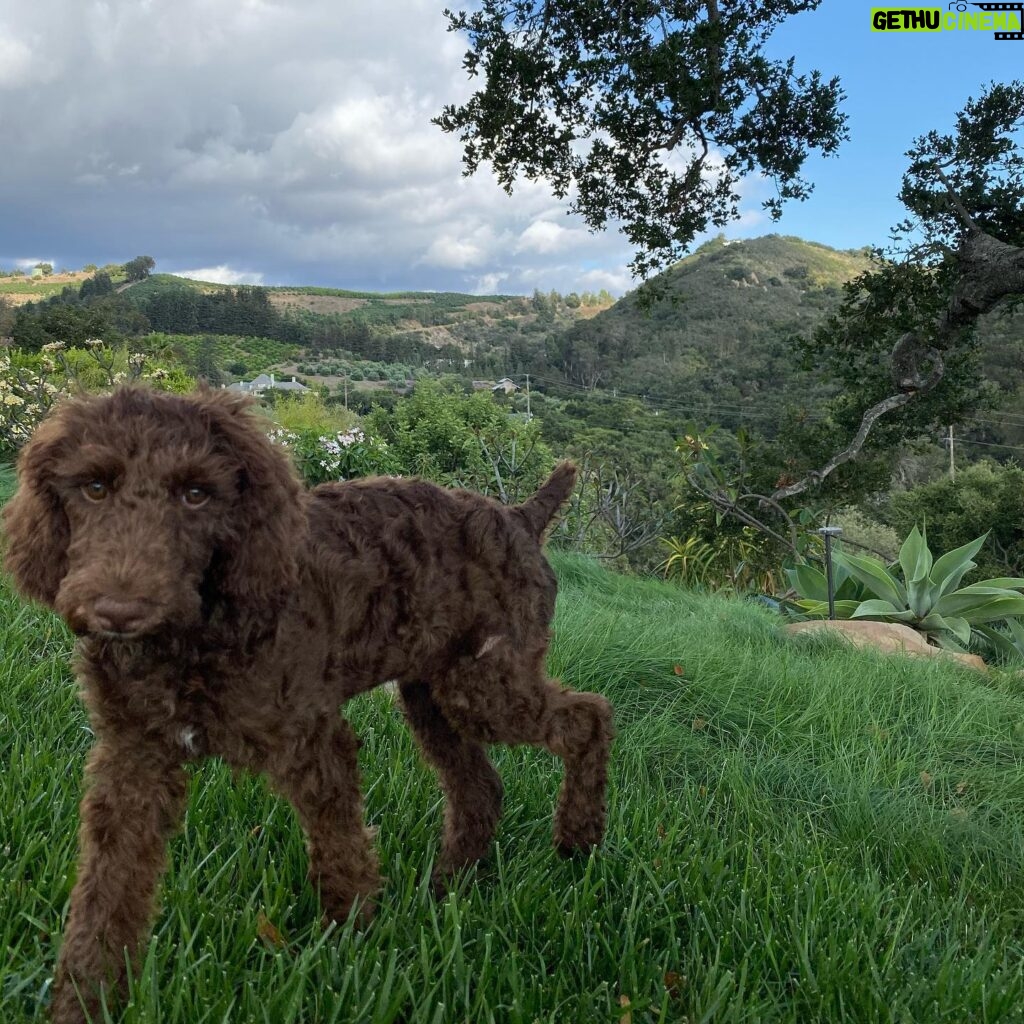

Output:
xmin=6 ymin=238 xmax=1020 ymax=453
xmin=543 ymin=235 xmax=873 ymax=427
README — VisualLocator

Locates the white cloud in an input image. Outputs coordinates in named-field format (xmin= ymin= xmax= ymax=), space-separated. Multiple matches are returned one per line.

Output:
xmin=0 ymin=0 xmax=731 ymax=296
xmin=0 ymin=30 xmax=36 ymax=87
xmin=516 ymin=219 xmax=583 ymax=255
xmin=172 ymin=266 xmax=265 ymax=285
xmin=472 ymin=272 xmax=508 ymax=295
xmin=422 ymin=236 xmax=486 ymax=270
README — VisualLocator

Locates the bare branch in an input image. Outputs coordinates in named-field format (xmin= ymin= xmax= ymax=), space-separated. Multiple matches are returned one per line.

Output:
xmin=770 ymin=336 xmax=943 ymax=502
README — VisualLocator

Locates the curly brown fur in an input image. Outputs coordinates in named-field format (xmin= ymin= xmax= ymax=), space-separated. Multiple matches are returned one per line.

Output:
xmin=2 ymin=386 xmax=614 ymax=1024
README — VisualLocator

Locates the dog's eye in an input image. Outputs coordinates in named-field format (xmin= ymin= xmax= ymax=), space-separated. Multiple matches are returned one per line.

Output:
xmin=82 ymin=481 xmax=109 ymax=501
xmin=181 ymin=485 xmax=210 ymax=508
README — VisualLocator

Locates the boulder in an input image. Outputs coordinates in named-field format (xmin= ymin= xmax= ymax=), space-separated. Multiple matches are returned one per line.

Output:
xmin=785 ymin=619 xmax=987 ymax=672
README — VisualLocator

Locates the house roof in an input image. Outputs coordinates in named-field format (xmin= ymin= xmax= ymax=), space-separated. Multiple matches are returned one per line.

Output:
xmin=226 ymin=373 xmax=310 ymax=393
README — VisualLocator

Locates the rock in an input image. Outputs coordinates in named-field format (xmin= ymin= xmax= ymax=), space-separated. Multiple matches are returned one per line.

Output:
xmin=785 ymin=619 xmax=987 ymax=672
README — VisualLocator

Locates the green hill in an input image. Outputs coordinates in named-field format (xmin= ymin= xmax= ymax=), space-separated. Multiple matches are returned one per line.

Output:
xmin=543 ymin=235 xmax=873 ymax=428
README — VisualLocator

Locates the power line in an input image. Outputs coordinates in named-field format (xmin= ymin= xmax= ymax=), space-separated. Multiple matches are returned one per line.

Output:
xmin=948 ymin=435 xmax=1024 ymax=455
xmin=520 ymin=373 xmax=825 ymax=423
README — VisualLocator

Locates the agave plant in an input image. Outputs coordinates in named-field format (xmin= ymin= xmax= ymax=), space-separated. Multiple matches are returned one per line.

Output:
xmin=784 ymin=558 xmax=871 ymax=620
xmin=787 ymin=527 xmax=1024 ymax=652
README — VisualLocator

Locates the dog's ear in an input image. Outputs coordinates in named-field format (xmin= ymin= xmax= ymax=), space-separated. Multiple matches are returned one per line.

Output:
xmin=203 ymin=392 xmax=307 ymax=613
xmin=2 ymin=414 xmax=71 ymax=607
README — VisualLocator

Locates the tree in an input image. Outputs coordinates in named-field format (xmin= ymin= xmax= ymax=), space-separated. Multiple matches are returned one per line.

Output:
xmin=0 ymin=296 xmax=14 ymax=339
xmin=123 ymin=255 xmax=156 ymax=282
xmin=436 ymin=0 xmax=846 ymax=277
xmin=673 ymin=82 xmax=1024 ymax=561
xmin=778 ymin=81 xmax=1024 ymax=503
xmin=79 ymin=272 xmax=114 ymax=299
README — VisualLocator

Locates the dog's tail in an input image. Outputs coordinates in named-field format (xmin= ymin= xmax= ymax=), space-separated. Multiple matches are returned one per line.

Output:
xmin=517 ymin=461 xmax=577 ymax=538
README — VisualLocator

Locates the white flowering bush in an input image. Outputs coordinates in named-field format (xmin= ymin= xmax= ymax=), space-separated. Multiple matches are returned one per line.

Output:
xmin=269 ymin=425 xmax=398 ymax=485
xmin=0 ymin=341 xmax=193 ymax=455
xmin=0 ymin=353 xmax=70 ymax=455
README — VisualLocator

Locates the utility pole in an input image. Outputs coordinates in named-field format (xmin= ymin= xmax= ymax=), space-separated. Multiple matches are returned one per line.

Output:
xmin=948 ymin=425 xmax=955 ymax=479
xmin=525 ymin=373 xmax=531 ymax=418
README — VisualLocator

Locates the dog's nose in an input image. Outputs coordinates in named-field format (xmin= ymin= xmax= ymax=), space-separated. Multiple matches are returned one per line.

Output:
xmin=91 ymin=597 xmax=152 ymax=635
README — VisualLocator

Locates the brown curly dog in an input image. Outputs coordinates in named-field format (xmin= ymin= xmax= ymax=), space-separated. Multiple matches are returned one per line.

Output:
xmin=3 ymin=385 xmax=614 ymax=1024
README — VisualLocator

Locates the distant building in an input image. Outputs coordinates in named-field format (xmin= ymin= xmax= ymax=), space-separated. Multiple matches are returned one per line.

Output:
xmin=226 ymin=372 xmax=310 ymax=395
xmin=491 ymin=377 xmax=520 ymax=395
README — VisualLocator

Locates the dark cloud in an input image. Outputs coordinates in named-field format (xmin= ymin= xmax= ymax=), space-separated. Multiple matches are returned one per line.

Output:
xmin=1 ymin=0 xmax=645 ymax=293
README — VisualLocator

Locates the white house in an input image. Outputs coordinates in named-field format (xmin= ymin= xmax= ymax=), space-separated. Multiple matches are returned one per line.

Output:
xmin=226 ymin=372 xmax=310 ymax=395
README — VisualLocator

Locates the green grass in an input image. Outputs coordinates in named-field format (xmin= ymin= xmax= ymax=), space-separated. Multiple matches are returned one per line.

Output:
xmin=0 ymin=281 xmax=68 ymax=298
xmin=4 ymin=552 xmax=1024 ymax=1022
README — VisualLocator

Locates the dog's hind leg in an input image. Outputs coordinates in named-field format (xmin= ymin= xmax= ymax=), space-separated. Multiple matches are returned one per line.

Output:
xmin=433 ymin=646 xmax=614 ymax=858
xmin=266 ymin=718 xmax=380 ymax=926
xmin=398 ymin=680 xmax=504 ymax=891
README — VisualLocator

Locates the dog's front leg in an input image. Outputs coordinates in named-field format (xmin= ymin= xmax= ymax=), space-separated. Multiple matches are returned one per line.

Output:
xmin=51 ymin=737 xmax=186 ymax=1024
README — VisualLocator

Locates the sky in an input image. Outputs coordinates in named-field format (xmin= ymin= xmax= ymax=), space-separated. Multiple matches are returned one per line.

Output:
xmin=0 ymin=1 xmax=1020 ymax=296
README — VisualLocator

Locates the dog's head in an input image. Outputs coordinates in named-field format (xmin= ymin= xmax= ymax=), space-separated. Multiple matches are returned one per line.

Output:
xmin=2 ymin=386 xmax=306 ymax=639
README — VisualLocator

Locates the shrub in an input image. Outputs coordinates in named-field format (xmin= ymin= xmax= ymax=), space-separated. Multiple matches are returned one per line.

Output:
xmin=274 ymin=426 xmax=399 ymax=485
xmin=885 ymin=460 xmax=1024 ymax=577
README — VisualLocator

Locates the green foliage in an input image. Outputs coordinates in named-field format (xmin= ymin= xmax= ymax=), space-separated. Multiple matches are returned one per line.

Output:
xmin=885 ymin=461 xmax=1024 ymax=578
xmin=436 ymin=2 xmax=847 ymax=277
xmin=661 ymin=528 xmax=783 ymax=593
xmin=141 ymin=284 xmax=279 ymax=338
xmin=270 ymin=391 xmax=359 ymax=435
xmin=0 ymin=352 xmax=69 ymax=456
xmin=12 ymin=301 xmax=113 ymax=352
xmin=788 ymin=526 xmax=1024 ymax=652
xmin=0 ymin=344 xmax=192 ymax=455
xmin=78 ymin=271 xmax=114 ymax=299
xmin=549 ymin=236 xmax=870 ymax=439
xmin=896 ymin=81 xmax=1024 ymax=253
xmin=659 ymin=534 xmax=716 ymax=586
xmin=123 ymin=255 xmax=156 ymax=282
xmin=142 ymin=333 xmax=295 ymax=375
xmin=270 ymin=426 xmax=398 ymax=486
xmin=367 ymin=380 xmax=552 ymax=501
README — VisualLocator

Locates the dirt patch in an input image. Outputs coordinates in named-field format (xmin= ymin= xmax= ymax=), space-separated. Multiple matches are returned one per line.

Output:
xmin=0 ymin=271 xmax=92 ymax=306
xmin=463 ymin=301 xmax=506 ymax=315
xmin=1 ymin=292 xmax=46 ymax=308
xmin=269 ymin=292 xmax=369 ymax=315
xmin=397 ymin=324 xmax=467 ymax=351
xmin=573 ymin=303 xmax=614 ymax=319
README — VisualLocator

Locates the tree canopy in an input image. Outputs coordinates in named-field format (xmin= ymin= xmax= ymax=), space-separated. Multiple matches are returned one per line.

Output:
xmin=785 ymin=80 xmax=1024 ymax=502
xmin=124 ymin=255 xmax=156 ymax=282
xmin=436 ymin=0 xmax=847 ymax=277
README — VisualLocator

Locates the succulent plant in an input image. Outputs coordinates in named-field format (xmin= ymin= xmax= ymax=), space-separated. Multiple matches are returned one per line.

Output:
xmin=786 ymin=527 xmax=1024 ymax=652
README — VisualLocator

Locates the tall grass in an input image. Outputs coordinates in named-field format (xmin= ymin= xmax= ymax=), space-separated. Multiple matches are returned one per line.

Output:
xmin=3 ymin=552 xmax=1024 ymax=1022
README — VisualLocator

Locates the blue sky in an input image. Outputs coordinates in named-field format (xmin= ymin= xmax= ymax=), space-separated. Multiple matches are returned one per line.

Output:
xmin=763 ymin=2 xmax=1023 ymax=251
xmin=0 ymin=0 xmax=1019 ymax=294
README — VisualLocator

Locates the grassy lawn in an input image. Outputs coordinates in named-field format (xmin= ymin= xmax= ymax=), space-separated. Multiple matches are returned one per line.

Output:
xmin=3 ymin=551 xmax=1024 ymax=1022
